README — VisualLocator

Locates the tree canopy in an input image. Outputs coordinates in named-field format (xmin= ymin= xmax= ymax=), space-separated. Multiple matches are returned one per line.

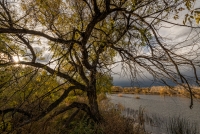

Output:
xmin=0 ymin=0 xmax=200 ymax=132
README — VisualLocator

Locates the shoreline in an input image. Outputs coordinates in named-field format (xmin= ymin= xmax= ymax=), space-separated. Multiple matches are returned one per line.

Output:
xmin=110 ymin=85 xmax=200 ymax=99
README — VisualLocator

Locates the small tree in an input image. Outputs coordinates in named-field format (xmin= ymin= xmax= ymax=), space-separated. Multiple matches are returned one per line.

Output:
xmin=0 ymin=0 xmax=200 ymax=130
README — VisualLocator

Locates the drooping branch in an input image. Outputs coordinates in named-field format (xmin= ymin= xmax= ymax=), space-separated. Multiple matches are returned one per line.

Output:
xmin=0 ymin=108 xmax=32 ymax=118
xmin=45 ymin=86 xmax=80 ymax=115
xmin=45 ymin=109 xmax=80 ymax=129
xmin=49 ymin=102 xmax=94 ymax=121
xmin=130 ymin=12 xmax=185 ymax=83
xmin=16 ymin=86 xmax=81 ymax=127
xmin=16 ymin=34 xmax=36 ymax=62
xmin=149 ymin=17 xmax=200 ymax=28
xmin=0 ymin=61 xmax=86 ymax=89
xmin=0 ymin=28 xmax=81 ymax=45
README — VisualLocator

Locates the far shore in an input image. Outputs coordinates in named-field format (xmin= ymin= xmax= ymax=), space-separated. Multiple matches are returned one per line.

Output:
xmin=110 ymin=85 xmax=200 ymax=99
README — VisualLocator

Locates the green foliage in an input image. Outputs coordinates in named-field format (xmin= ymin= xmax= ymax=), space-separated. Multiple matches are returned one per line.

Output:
xmin=194 ymin=10 xmax=200 ymax=24
xmin=69 ymin=117 xmax=103 ymax=134
xmin=0 ymin=66 xmax=60 ymax=104
xmin=96 ymin=73 xmax=113 ymax=94
xmin=0 ymin=66 xmax=62 ymax=132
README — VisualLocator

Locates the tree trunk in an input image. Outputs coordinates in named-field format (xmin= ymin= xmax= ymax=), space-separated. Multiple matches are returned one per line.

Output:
xmin=87 ymin=86 xmax=103 ymax=123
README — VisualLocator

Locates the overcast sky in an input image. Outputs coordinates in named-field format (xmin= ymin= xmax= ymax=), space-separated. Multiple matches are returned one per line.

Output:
xmin=112 ymin=1 xmax=200 ymax=87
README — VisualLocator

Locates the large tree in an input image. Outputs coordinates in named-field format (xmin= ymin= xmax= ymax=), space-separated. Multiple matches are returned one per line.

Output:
xmin=0 ymin=0 xmax=200 ymax=129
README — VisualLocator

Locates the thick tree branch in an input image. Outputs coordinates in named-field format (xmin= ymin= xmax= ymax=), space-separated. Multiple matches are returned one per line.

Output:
xmin=92 ymin=0 xmax=100 ymax=15
xmin=16 ymin=35 xmax=36 ymax=62
xmin=17 ymin=86 xmax=80 ymax=127
xmin=0 ymin=108 xmax=32 ymax=118
xmin=50 ymin=102 xmax=94 ymax=121
xmin=45 ymin=86 xmax=79 ymax=114
xmin=105 ymin=0 xmax=110 ymax=11
xmin=0 ymin=28 xmax=81 ymax=45
xmin=0 ymin=61 xmax=86 ymax=89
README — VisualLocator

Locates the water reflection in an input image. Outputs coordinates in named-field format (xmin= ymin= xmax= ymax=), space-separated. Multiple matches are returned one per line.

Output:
xmin=107 ymin=94 xmax=200 ymax=133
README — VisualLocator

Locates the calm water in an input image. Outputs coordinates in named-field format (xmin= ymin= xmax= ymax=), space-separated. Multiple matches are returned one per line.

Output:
xmin=107 ymin=94 xmax=200 ymax=133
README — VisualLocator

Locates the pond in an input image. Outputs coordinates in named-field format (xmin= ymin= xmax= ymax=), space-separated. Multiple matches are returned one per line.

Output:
xmin=107 ymin=94 xmax=200 ymax=133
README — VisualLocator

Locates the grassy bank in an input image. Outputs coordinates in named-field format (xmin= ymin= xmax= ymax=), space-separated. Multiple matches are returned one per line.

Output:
xmin=6 ymin=93 xmax=147 ymax=134
xmin=2 ymin=92 xmax=199 ymax=134
xmin=111 ymin=85 xmax=200 ymax=99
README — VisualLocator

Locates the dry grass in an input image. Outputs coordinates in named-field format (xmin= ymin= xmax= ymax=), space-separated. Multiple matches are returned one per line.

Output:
xmin=99 ymin=100 xmax=147 ymax=134
xmin=166 ymin=116 xmax=199 ymax=134
xmin=118 ymin=93 xmax=123 ymax=97
xmin=97 ymin=92 xmax=107 ymax=101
